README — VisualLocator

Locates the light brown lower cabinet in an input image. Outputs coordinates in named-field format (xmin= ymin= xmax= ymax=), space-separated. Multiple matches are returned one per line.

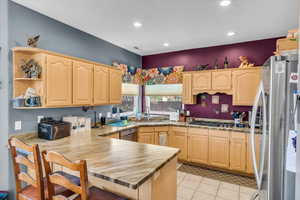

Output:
xmin=138 ymin=132 xmax=156 ymax=144
xmin=229 ymin=132 xmax=247 ymax=171
xmin=208 ymin=130 xmax=230 ymax=168
xmin=187 ymin=128 xmax=209 ymax=164
xmin=169 ymin=127 xmax=188 ymax=160
xmin=106 ymin=133 xmax=120 ymax=139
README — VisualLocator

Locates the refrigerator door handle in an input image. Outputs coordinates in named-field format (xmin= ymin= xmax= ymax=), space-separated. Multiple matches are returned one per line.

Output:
xmin=250 ymin=81 xmax=265 ymax=189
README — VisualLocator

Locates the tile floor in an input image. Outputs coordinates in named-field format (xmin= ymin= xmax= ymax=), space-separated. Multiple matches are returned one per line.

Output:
xmin=177 ymin=171 xmax=257 ymax=200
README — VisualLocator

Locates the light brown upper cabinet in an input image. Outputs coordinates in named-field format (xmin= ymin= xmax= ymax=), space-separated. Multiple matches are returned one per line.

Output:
xmin=182 ymin=73 xmax=194 ymax=104
xmin=93 ymin=65 xmax=109 ymax=105
xmin=169 ymin=127 xmax=188 ymax=160
xmin=229 ymin=132 xmax=246 ymax=171
xmin=192 ymin=71 xmax=211 ymax=94
xmin=232 ymin=68 xmax=262 ymax=106
xmin=109 ymin=69 xmax=122 ymax=104
xmin=211 ymin=70 xmax=232 ymax=91
xmin=46 ymin=55 xmax=73 ymax=107
xmin=188 ymin=128 xmax=209 ymax=164
xmin=73 ymin=61 xmax=93 ymax=105
xmin=208 ymin=130 xmax=230 ymax=168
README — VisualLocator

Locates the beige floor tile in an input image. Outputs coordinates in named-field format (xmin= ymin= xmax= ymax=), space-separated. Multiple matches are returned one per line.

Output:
xmin=192 ymin=191 xmax=215 ymax=200
xmin=202 ymin=177 xmax=220 ymax=187
xmin=177 ymin=186 xmax=195 ymax=200
xmin=178 ymin=171 xmax=188 ymax=179
xmin=240 ymin=186 xmax=257 ymax=195
xmin=217 ymin=188 xmax=239 ymax=200
xmin=240 ymin=192 xmax=253 ymax=200
xmin=197 ymin=183 xmax=219 ymax=195
xmin=219 ymin=181 xmax=240 ymax=192
xmin=185 ymin=174 xmax=203 ymax=182
xmin=181 ymin=179 xmax=201 ymax=190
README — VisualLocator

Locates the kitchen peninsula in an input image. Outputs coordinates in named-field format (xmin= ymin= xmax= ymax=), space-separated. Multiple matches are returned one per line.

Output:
xmin=17 ymin=130 xmax=179 ymax=200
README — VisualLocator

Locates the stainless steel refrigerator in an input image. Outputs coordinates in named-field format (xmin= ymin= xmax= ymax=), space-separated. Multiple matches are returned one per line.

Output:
xmin=250 ymin=52 xmax=299 ymax=200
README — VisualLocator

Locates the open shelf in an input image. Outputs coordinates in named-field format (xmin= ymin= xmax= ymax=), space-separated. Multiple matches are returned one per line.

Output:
xmin=15 ymin=78 xmax=42 ymax=81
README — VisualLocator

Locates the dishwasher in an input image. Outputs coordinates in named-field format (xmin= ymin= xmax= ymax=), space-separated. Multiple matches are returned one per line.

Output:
xmin=119 ymin=128 xmax=137 ymax=142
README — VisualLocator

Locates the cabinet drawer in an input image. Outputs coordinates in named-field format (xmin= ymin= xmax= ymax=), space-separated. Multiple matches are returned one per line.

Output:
xmin=209 ymin=129 xmax=230 ymax=138
xmin=139 ymin=127 xmax=155 ymax=133
xmin=171 ymin=127 xmax=187 ymax=133
xmin=188 ymin=128 xmax=208 ymax=136
xmin=154 ymin=126 xmax=169 ymax=132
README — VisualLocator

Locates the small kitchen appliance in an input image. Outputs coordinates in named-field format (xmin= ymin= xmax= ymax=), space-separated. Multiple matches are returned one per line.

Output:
xmin=38 ymin=118 xmax=71 ymax=140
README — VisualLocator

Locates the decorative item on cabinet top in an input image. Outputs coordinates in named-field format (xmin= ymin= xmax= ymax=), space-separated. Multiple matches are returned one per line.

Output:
xmin=113 ymin=62 xmax=184 ymax=85
xmin=12 ymin=47 xmax=122 ymax=109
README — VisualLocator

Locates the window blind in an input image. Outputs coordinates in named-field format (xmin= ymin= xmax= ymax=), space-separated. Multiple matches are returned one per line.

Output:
xmin=144 ymin=84 xmax=182 ymax=96
xmin=122 ymin=83 xmax=140 ymax=96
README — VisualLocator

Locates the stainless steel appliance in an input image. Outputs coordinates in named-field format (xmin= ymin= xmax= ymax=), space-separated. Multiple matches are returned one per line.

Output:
xmin=250 ymin=53 xmax=299 ymax=200
xmin=120 ymin=128 xmax=137 ymax=141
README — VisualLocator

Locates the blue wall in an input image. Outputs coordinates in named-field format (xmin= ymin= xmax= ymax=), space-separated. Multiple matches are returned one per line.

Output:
xmin=8 ymin=1 xmax=142 ymax=134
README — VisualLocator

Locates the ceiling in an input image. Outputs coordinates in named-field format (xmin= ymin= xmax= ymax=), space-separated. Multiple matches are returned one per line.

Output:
xmin=12 ymin=0 xmax=299 ymax=56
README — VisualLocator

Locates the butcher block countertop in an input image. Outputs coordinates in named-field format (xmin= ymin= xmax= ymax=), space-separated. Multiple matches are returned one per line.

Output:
xmin=15 ymin=131 xmax=180 ymax=189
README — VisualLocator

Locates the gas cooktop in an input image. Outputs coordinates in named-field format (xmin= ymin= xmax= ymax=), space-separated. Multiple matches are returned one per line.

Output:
xmin=189 ymin=121 xmax=235 ymax=128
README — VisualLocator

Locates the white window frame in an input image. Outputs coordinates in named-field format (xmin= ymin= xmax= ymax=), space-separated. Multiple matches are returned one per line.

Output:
xmin=145 ymin=96 xmax=182 ymax=116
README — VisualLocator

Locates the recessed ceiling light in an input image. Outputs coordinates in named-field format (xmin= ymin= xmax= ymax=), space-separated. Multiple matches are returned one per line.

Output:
xmin=133 ymin=21 xmax=142 ymax=28
xmin=219 ymin=0 xmax=231 ymax=7
xmin=227 ymin=31 xmax=235 ymax=36
xmin=163 ymin=43 xmax=169 ymax=47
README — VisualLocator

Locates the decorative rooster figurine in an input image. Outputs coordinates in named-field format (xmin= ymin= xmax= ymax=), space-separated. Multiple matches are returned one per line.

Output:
xmin=27 ymin=35 xmax=40 ymax=47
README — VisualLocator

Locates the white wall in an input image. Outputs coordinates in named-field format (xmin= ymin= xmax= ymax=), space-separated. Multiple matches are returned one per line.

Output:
xmin=0 ymin=0 xmax=9 ymax=191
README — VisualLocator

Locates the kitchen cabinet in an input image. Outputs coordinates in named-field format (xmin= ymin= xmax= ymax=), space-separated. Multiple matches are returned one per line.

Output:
xmin=154 ymin=126 xmax=169 ymax=146
xmin=182 ymin=73 xmax=194 ymax=104
xmin=109 ymin=69 xmax=122 ymax=104
xmin=209 ymin=130 xmax=230 ymax=168
xmin=246 ymin=134 xmax=261 ymax=174
xmin=192 ymin=71 xmax=211 ymax=94
xmin=211 ymin=70 xmax=232 ymax=91
xmin=73 ymin=61 xmax=93 ymax=105
xmin=229 ymin=132 xmax=247 ymax=171
xmin=232 ymin=68 xmax=262 ymax=106
xmin=188 ymin=128 xmax=209 ymax=164
xmin=45 ymin=55 xmax=73 ymax=106
xmin=138 ymin=132 xmax=156 ymax=144
xmin=169 ymin=127 xmax=188 ymax=160
xmin=93 ymin=65 xmax=109 ymax=105
xmin=104 ymin=133 xmax=120 ymax=139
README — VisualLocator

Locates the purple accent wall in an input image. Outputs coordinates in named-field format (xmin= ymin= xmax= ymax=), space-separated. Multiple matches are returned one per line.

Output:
xmin=142 ymin=38 xmax=281 ymax=120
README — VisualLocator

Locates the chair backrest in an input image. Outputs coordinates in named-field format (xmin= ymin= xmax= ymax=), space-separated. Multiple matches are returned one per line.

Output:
xmin=41 ymin=151 xmax=89 ymax=200
xmin=8 ymin=137 xmax=45 ymax=200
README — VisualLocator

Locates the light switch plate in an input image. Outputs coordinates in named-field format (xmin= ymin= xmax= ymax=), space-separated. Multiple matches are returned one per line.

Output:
xmin=37 ymin=116 xmax=44 ymax=123
xmin=15 ymin=121 xmax=22 ymax=130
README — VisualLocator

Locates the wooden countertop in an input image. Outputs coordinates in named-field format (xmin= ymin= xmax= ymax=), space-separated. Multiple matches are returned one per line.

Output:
xmin=17 ymin=131 xmax=180 ymax=189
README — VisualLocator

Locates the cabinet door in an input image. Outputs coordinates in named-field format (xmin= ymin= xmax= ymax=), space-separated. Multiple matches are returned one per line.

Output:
xmin=209 ymin=130 xmax=230 ymax=168
xmin=106 ymin=133 xmax=120 ymax=139
xmin=138 ymin=132 xmax=155 ymax=144
xmin=188 ymin=128 xmax=209 ymax=164
xmin=229 ymin=132 xmax=246 ymax=171
xmin=46 ymin=55 xmax=72 ymax=106
xmin=232 ymin=68 xmax=262 ymax=106
xmin=73 ymin=61 xmax=93 ymax=105
xmin=169 ymin=127 xmax=187 ymax=160
xmin=246 ymin=134 xmax=261 ymax=174
xmin=212 ymin=70 xmax=232 ymax=90
xmin=182 ymin=73 xmax=193 ymax=104
xmin=192 ymin=72 xmax=211 ymax=94
xmin=94 ymin=65 xmax=109 ymax=105
xmin=109 ymin=69 xmax=122 ymax=104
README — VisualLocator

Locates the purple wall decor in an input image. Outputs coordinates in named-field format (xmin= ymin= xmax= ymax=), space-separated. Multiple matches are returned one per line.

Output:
xmin=142 ymin=38 xmax=281 ymax=120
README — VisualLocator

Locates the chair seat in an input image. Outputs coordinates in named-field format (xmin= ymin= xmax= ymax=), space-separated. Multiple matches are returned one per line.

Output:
xmin=19 ymin=171 xmax=80 ymax=200
xmin=74 ymin=187 xmax=128 ymax=200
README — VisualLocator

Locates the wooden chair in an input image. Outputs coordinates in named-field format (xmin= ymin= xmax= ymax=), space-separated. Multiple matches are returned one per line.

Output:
xmin=8 ymin=137 xmax=80 ymax=200
xmin=41 ymin=150 xmax=128 ymax=200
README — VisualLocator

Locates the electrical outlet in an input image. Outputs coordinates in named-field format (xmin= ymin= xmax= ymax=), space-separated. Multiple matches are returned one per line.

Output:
xmin=37 ymin=116 xmax=44 ymax=123
xmin=15 ymin=121 xmax=22 ymax=131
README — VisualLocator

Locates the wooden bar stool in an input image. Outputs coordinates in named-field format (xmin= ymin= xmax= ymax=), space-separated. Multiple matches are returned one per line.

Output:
xmin=8 ymin=137 xmax=80 ymax=200
xmin=41 ymin=150 xmax=128 ymax=200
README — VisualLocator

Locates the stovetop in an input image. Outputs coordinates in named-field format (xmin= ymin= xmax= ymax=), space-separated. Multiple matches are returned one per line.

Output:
xmin=189 ymin=121 xmax=235 ymax=128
